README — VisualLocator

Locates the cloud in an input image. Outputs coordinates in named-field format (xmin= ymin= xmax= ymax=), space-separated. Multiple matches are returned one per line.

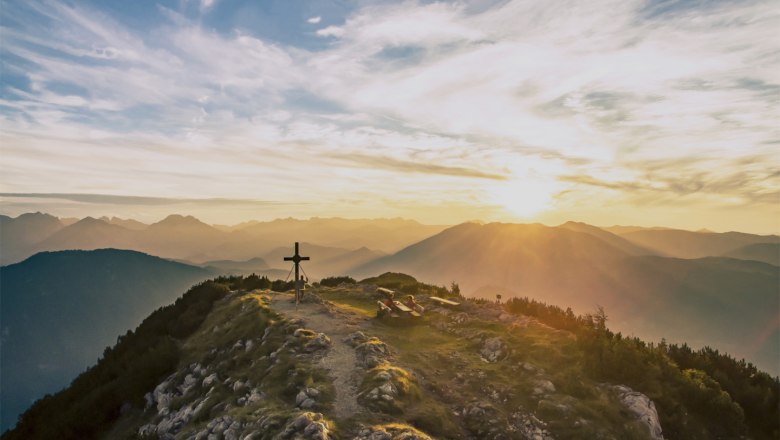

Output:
xmin=316 ymin=26 xmax=344 ymax=38
xmin=1 ymin=0 xmax=778 ymax=230
xmin=0 ymin=193 xmax=290 ymax=206
xmin=327 ymin=153 xmax=508 ymax=180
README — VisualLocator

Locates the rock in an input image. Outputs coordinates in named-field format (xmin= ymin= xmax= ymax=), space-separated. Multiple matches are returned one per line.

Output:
xmin=245 ymin=339 xmax=254 ymax=352
xmin=343 ymin=331 xmax=369 ymax=347
xmin=355 ymin=338 xmax=390 ymax=368
xmin=190 ymin=362 xmax=205 ymax=376
xmin=353 ymin=424 xmax=432 ymax=440
xmin=246 ymin=389 xmax=264 ymax=404
xmin=480 ymin=337 xmax=505 ymax=363
xmin=532 ymin=379 xmax=556 ymax=396
xmin=203 ymin=373 xmax=218 ymax=388
xmin=611 ymin=385 xmax=665 ymax=440
xmin=300 ymin=398 xmax=316 ymax=409
xmin=233 ymin=380 xmax=247 ymax=392
xmin=138 ymin=424 xmax=157 ymax=437
xmin=305 ymin=333 xmax=332 ymax=352
xmin=520 ymin=362 xmax=537 ymax=372
xmin=296 ymin=387 xmax=320 ymax=408
xmin=451 ymin=312 xmax=470 ymax=324
xmin=157 ymin=394 xmax=172 ymax=414
xmin=281 ymin=412 xmax=332 ymax=439
xmin=510 ymin=412 xmax=554 ymax=440
xmin=180 ymin=374 xmax=198 ymax=395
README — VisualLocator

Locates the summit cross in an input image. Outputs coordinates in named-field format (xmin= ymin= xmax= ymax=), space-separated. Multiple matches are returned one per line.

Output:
xmin=283 ymin=242 xmax=310 ymax=303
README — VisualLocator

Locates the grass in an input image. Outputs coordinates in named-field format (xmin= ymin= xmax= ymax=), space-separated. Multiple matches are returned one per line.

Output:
xmin=320 ymin=288 xmax=657 ymax=439
xmin=108 ymin=285 xmax=658 ymax=440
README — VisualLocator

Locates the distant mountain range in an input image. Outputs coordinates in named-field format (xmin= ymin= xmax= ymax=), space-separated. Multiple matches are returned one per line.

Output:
xmin=0 ymin=213 xmax=444 ymax=267
xmin=0 ymin=249 xmax=211 ymax=431
xmin=2 ymin=212 xmax=777 ymax=374
xmin=353 ymin=222 xmax=780 ymax=374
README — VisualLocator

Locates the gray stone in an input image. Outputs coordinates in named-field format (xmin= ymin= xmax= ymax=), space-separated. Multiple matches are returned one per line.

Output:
xmin=300 ymin=398 xmax=316 ymax=409
xmin=480 ymin=337 xmax=505 ymax=363
xmin=532 ymin=379 xmax=556 ymax=395
xmin=612 ymin=384 xmax=665 ymax=440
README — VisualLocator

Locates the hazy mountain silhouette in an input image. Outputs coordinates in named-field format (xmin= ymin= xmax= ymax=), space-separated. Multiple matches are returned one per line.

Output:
xmin=99 ymin=216 xmax=148 ymax=230
xmin=200 ymin=257 xmax=270 ymax=274
xmin=262 ymin=242 xmax=384 ymax=279
xmin=33 ymin=217 xmax=136 ymax=253
xmin=1 ymin=213 xmax=443 ymax=265
xmin=615 ymin=228 xmax=780 ymax=258
xmin=0 ymin=213 xmax=64 ymax=265
xmin=559 ymin=221 xmax=656 ymax=255
xmin=721 ymin=243 xmax=780 ymax=266
xmin=235 ymin=217 xmax=446 ymax=253
xmin=0 ymin=249 xmax=211 ymax=431
xmin=603 ymin=225 xmax=672 ymax=235
xmin=353 ymin=222 xmax=780 ymax=374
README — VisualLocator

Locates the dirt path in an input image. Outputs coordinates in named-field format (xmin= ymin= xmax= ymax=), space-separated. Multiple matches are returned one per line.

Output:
xmin=269 ymin=292 xmax=369 ymax=420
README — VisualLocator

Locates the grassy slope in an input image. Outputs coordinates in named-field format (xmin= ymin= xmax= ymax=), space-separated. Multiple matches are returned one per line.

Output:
xmin=319 ymin=287 xmax=656 ymax=439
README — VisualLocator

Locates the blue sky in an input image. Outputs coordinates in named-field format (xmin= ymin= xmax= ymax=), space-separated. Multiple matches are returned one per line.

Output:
xmin=1 ymin=0 xmax=778 ymax=232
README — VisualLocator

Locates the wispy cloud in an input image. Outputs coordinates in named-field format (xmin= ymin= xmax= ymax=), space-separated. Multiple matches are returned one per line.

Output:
xmin=0 ymin=193 xmax=290 ymax=206
xmin=328 ymin=153 xmax=507 ymax=180
xmin=0 ymin=0 xmax=778 ymax=230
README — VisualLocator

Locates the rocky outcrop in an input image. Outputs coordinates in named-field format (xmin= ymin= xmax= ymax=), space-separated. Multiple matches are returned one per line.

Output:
xmin=353 ymin=337 xmax=391 ymax=368
xmin=280 ymin=412 xmax=333 ymax=440
xmin=358 ymin=365 xmax=416 ymax=413
xmin=532 ymin=379 xmax=556 ymax=396
xmin=353 ymin=424 xmax=433 ymax=440
xmin=611 ymin=385 xmax=665 ymax=440
xmin=294 ymin=328 xmax=333 ymax=353
xmin=296 ymin=387 xmax=321 ymax=409
xmin=480 ymin=337 xmax=506 ymax=362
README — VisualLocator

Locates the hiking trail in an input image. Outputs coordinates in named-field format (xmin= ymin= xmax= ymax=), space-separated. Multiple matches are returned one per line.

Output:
xmin=269 ymin=291 xmax=369 ymax=420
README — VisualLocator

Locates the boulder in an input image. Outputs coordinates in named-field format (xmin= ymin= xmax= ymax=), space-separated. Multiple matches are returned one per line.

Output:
xmin=355 ymin=338 xmax=390 ymax=368
xmin=611 ymin=385 xmax=665 ymax=440
xmin=480 ymin=337 xmax=505 ymax=363
xmin=343 ymin=331 xmax=369 ymax=347
xmin=305 ymin=333 xmax=332 ymax=352
xmin=532 ymin=379 xmax=556 ymax=396
xmin=296 ymin=387 xmax=321 ymax=409
xmin=203 ymin=373 xmax=219 ymax=388
xmin=353 ymin=425 xmax=432 ymax=440
xmin=281 ymin=412 xmax=332 ymax=439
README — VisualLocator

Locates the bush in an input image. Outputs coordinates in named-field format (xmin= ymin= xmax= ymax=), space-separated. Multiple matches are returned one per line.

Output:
xmin=319 ymin=276 xmax=356 ymax=287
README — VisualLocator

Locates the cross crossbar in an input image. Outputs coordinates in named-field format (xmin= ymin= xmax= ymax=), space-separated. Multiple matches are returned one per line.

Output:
xmin=283 ymin=242 xmax=310 ymax=305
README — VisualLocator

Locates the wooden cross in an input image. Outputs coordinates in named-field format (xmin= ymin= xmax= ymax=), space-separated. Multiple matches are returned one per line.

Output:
xmin=284 ymin=242 xmax=309 ymax=304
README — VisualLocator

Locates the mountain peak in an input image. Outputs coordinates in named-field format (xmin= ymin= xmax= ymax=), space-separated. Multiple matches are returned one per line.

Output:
xmin=151 ymin=214 xmax=213 ymax=229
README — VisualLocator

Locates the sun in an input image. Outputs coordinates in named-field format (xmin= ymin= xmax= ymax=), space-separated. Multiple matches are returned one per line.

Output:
xmin=488 ymin=178 xmax=556 ymax=218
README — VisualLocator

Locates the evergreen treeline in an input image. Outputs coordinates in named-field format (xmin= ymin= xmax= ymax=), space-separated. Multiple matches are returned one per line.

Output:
xmin=319 ymin=275 xmax=357 ymax=287
xmin=505 ymin=297 xmax=780 ymax=440
xmin=4 ymin=280 xmax=230 ymax=440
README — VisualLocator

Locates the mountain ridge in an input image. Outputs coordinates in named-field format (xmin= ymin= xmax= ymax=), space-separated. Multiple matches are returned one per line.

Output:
xmin=0 ymin=249 xmax=212 ymax=431
xmin=4 ymin=277 xmax=777 ymax=440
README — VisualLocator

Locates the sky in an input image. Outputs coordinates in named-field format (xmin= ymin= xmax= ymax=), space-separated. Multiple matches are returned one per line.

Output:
xmin=1 ymin=0 xmax=778 ymax=233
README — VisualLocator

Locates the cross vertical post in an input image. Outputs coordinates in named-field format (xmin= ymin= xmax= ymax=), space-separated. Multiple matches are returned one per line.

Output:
xmin=283 ymin=242 xmax=310 ymax=305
